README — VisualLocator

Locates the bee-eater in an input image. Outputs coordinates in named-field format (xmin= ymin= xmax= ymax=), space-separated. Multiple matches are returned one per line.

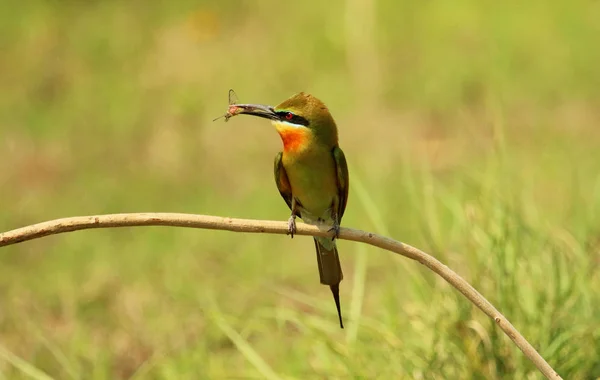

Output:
xmin=227 ymin=92 xmax=349 ymax=328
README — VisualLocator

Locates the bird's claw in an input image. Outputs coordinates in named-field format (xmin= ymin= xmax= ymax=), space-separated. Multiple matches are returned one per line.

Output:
xmin=328 ymin=224 xmax=341 ymax=241
xmin=287 ymin=215 xmax=297 ymax=238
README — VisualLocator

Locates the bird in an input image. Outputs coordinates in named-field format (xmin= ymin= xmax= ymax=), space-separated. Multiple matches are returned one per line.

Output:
xmin=228 ymin=92 xmax=349 ymax=328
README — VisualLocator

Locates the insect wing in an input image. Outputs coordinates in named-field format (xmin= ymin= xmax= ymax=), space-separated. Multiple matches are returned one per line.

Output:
xmin=228 ymin=89 xmax=239 ymax=105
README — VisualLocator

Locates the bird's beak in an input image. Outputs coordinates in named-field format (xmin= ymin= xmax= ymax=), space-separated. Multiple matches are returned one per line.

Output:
xmin=233 ymin=103 xmax=279 ymax=121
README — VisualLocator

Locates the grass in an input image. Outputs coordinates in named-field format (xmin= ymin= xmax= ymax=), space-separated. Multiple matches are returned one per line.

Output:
xmin=1 ymin=0 xmax=600 ymax=378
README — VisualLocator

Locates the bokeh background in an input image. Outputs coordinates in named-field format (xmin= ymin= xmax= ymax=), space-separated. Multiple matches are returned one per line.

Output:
xmin=2 ymin=1 xmax=600 ymax=379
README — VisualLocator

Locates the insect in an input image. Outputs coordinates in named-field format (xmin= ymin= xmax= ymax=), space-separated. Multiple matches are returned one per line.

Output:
xmin=213 ymin=89 xmax=243 ymax=122
xmin=213 ymin=89 xmax=276 ymax=122
xmin=213 ymin=90 xmax=278 ymax=121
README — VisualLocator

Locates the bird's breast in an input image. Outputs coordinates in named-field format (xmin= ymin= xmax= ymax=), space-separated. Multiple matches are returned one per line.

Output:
xmin=273 ymin=122 xmax=312 ymax=153
xmin=272 ymin=122 xmax=338 ymax=218
xmin=280 ymin=152 xmax=338 ymax=221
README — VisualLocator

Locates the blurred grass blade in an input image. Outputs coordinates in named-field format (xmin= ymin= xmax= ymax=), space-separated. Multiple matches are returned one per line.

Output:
xmin=350 ymin=166 xmax=422 ymax=278
xmin=210 ymin=310 xmax=282 ymax=380
xmin=0 ymin=344 xmax=54 ymax=380
xmin=128 ymin=351 xmax=165 ymax=380
xmin=346 ymin=242 xmax=367 ymax=344
xmin=348 ymin=166 xmax=387 ymax=234
xmin=275 ymin=287 xmax=332 ymax=314
xmin=25 ymin=321 xmax=78 ymax=380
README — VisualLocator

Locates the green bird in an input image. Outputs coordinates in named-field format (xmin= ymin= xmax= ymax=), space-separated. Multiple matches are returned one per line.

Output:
xmin=229 ymin=92 xmax=349 ymax=328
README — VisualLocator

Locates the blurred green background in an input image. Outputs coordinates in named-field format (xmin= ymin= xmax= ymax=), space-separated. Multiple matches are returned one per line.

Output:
xmin=1 ymin=0 xmax=600 ymax=379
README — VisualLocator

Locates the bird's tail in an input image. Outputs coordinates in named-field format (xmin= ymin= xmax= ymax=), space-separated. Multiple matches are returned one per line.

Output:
xmin=314 ymin=237 xmax=344 ymax=328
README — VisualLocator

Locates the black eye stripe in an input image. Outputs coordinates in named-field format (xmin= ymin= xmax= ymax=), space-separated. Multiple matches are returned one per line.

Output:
xmin=275 ymin=111 xmax=309 ymax=126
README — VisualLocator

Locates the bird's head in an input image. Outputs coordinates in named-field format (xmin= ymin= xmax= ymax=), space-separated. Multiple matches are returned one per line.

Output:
xmin=233 ymin=93 xmax=339 ymax=150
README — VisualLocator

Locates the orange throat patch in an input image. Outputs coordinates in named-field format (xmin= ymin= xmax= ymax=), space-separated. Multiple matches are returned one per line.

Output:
xmin=274 ymin=123 xmax=311 ymax=153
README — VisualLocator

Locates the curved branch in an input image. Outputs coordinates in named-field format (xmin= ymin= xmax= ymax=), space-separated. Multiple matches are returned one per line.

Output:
xmin=0 ymin=213 xmax=561 ymax=379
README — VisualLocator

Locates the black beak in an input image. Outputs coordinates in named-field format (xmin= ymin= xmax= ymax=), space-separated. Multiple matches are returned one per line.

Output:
xmin=234 ymin=103 xmax=279 ymax=121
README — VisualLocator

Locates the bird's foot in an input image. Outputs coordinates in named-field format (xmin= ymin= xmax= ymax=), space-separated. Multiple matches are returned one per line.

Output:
xmin=328 ymin=223 xmax=341 ymax=241
xmin=287 ymin=215 xmax=297 ymax=238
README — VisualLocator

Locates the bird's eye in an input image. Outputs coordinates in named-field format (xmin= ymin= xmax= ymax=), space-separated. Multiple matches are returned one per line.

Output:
xmin=285 ymin=112 xmax=294 ymax=120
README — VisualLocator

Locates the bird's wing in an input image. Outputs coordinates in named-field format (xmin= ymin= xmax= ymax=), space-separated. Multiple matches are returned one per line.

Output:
xmin=332 ymin=146 xmax=349 ymax=220
xmin=274 ymin=151 xmax=295 ymax=213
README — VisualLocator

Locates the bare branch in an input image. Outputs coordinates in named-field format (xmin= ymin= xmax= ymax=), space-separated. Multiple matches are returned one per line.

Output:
xmin=0 ymin=213 xmax=561 ymax=379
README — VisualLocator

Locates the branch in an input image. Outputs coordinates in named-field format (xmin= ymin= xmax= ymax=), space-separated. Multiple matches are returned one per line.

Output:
xmin=0 ymin=213 xmax=561 ymax=379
